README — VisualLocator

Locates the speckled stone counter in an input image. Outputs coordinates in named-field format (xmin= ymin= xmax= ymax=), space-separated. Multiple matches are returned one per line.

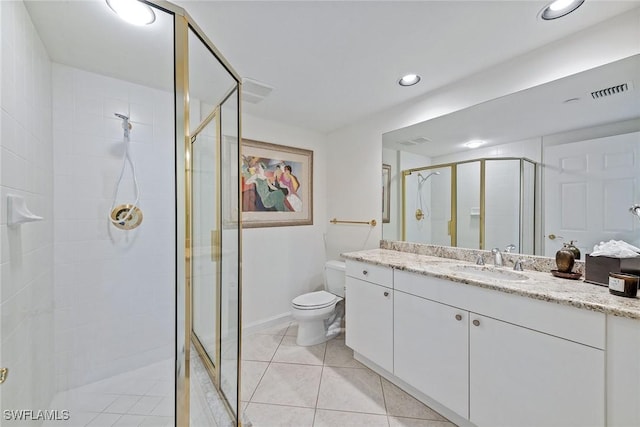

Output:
xmin=341 ymin=248 xmax=640 ymax=320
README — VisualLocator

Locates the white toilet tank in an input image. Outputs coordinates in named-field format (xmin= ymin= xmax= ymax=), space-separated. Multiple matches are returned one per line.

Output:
xmin=325 ymin=260 xmax=346 ymax=297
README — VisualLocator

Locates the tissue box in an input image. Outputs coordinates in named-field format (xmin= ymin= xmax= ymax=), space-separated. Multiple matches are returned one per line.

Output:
xmin=585 ymin=255 xmax=640 ymax=286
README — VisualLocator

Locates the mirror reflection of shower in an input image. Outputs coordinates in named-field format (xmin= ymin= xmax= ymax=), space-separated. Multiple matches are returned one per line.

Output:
xmin=415 ymin=171 xmax=440 ymax=221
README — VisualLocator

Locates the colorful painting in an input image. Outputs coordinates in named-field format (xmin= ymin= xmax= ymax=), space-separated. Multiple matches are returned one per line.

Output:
xmin=241 ymin=139 xmax=313 ymax=228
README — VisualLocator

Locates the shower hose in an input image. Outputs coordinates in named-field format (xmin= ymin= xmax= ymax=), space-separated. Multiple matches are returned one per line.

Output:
xmin=109 ymin=113 xmax=140 ymax=226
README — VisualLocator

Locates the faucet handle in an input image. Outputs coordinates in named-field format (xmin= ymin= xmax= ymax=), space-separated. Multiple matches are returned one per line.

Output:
xmin=505 ymin=244 xmax=517 ymax=253
xmin=475 ymin=254 xmax=485 ymax=265
xmin=513 ymin=258 xmax=531 ymax=271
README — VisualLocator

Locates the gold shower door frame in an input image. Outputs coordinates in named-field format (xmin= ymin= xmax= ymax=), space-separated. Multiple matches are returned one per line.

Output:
xmin=154 ymin=1 xmax=242 ymax=425
xmin=189 ymin=107 xmax=223 ymax=391
xmin=401 ymin=157 xmax=535 ymax=251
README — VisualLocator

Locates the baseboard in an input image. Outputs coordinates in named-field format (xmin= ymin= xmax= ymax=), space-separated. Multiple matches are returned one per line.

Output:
xmin=242 ymin=312 xmax=292 ymax=335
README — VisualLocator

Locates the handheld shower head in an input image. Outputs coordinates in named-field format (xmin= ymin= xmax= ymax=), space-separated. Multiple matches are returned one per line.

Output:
xmin=417 ymin=171 xmax=441 ymax=186
xmin=114 ymin=113 xmax=132 ymax=136
xmin=114 ymin=113 xmax=129 ymax=120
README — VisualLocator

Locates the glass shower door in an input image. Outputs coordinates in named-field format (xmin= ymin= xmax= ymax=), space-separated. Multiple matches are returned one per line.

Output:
xmin=191 ymin=110 xmax=221 ymax=374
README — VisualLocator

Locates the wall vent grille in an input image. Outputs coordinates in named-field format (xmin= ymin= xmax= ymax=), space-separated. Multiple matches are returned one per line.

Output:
xmin=591 ymin=83 xmax=629 ymax=99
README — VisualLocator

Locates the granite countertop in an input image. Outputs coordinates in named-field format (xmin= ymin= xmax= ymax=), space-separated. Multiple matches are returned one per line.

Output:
xmin=341 ymin=248 xmax=640 ymax=320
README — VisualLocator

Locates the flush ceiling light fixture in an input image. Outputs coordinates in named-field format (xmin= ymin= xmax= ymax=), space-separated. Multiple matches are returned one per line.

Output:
xmin=398 ymin=74 xmax=421 ymax=87
xmin=464 ymin=140 xmax=485 ymax=149
xmin=106 ymin=0 xmax=156 ymax=26
xmin=540 ymin=0 xmax=585 ymax=20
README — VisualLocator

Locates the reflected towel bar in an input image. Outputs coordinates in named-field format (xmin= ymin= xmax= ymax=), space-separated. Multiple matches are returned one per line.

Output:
xmin=330 ymin=218 xmax=377 ymax=227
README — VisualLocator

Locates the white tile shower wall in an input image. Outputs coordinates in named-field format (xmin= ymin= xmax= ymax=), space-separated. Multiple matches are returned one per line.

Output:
xmin=0 ymin=0 xmax=55 ymax=420
xmin=52 ymin=64 xmax=175 ymax=390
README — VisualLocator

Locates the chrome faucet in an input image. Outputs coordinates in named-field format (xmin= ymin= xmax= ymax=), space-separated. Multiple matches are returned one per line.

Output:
xmin=491 ymin=248 xmax=503 ymax=267
xmin=475 ymin=254 xmax=485 ymax=265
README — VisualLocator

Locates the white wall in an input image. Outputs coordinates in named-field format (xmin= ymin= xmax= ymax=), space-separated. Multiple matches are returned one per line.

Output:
xmin=241 ymin=114 xmax=328 ymax=328
xmin=0 ymin=0 xmax=55 ymax=417
xmin=51 ymin=64 xmax=175 ymax=389
xmin=327 ymin=10 xmax=640 ymax=252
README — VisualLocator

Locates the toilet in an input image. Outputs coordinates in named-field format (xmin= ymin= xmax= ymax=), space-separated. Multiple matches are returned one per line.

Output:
xmin=291 ymin=260 xmax=346 ymax=346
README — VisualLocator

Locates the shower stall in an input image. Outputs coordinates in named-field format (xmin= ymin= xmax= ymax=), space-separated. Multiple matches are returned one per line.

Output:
xmin=402 ymin=158 xmax=536 ymax=253
xmin=0 ymin=1 xmax=241 ymax=426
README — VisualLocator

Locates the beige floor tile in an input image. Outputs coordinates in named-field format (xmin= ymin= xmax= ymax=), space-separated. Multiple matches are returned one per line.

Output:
xmin=382 ymin=378 xmax=448 ymax=421
xmin=285 ymin=323 xmax=298 ymax=336
xmin=251 ymin=362 xmax=323 ymax=408
xmin=316 ymin=367 xmax=386 ymax=414
xmin=313 ymin=409 xmax=389 ymax=427
xmin=241 ymin=360 xmax=270 ymax=401
xmin=245 ymin=402 xmax=315 ymax=427
xmin=324 ymin=338 xmax=365 ymax=369
xmin=242 ymin=334 xmax=284 ymax=361
xmin=272 ymin=336 xmax=326 ymax=365
xmin=388 ymin=417 xmax=458 ymax=427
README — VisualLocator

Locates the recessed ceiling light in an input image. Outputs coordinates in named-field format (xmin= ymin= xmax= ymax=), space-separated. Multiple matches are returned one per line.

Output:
xmin=540 ymin=0 xmax=585 ymax=20
xmin=106 ymin=0 xmax=156 ymax=26
xmin=398 ymin=74 xmax=421 ymax=87
xmin=464 ymin=140 xmax=485 ymax=149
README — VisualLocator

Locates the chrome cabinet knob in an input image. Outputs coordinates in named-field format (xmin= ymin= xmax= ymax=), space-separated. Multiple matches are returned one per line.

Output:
xmin=362 ymin=270 xmax=368 ymax=275
xmin=472 ymin=319 xmax=480 ymax=327
xmin=455 ymin=314 xmax=462 ymax=321
xmin=383 ymin=291 xmax=389 ymax=297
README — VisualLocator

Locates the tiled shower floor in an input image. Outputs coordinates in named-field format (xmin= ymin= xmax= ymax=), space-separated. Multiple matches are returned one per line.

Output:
xmin=45 ymin=360 xmax=174 ymax=427
xmin=241 ymin=322 xmax=459 ymax=427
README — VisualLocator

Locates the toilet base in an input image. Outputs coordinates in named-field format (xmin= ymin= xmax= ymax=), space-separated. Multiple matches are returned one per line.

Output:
xmin=296 ymin=319 xmax=329 ymax=346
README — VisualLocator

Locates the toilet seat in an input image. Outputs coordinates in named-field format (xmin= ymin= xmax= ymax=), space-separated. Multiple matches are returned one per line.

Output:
xmin=292 ymin=291 xmax=337 ymax=310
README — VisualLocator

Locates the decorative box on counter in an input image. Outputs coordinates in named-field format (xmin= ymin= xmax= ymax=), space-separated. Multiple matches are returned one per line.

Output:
xmin=585 ymin=254 xmax=640 ymax=286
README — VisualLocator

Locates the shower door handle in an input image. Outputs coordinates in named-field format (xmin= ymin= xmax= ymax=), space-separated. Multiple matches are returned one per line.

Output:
xmin=211 ymin=229 xmax=221 ymax=262
xmin=0 ymin=368 xmax=7 ymax=384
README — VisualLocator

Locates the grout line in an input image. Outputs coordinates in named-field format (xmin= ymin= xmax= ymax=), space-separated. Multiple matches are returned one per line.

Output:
xmin=311 ymin=339 xmax=329 ymax=426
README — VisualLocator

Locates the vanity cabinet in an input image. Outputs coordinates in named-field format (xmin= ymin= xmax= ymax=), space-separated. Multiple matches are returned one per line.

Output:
xmin=345 ymin=261 xmax=393 ymax=372
xmin=394 ymin=291 xmax=469 ymax=417
xmin=469 ymin=313 xmax=604 ymax=427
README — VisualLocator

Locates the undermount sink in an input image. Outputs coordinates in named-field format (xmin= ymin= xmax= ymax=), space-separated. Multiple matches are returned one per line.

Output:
xmin=447 ymin=264 xmax=529 ymax=282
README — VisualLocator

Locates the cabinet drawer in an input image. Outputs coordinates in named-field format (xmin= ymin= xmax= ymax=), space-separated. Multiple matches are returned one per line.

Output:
xmin=346 ymin=260 xmax=393 ymax=288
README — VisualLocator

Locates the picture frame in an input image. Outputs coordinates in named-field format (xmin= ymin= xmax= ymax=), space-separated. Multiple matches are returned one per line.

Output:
xmin=241 ymin=139 xmax=313 ymax=228
xmin=382 ymin=163 xmax=391 ymax=223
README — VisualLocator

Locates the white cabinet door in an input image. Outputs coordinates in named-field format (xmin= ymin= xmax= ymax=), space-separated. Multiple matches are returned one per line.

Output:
xmin=469 ymin=314 xmax=605 ymax=427
xmin=394 ymin=291 xmax=469 ymax=418
xmin=345 ymin=277 xmax=393 ymax=372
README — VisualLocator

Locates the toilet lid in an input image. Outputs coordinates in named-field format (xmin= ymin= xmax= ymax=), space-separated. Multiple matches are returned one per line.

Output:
xmin=292 ymin=291 xmax=337 ymax=308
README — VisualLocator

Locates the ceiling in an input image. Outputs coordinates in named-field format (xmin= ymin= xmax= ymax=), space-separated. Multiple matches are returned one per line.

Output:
xmin=25 ymin=0 xmax=640 ymax=133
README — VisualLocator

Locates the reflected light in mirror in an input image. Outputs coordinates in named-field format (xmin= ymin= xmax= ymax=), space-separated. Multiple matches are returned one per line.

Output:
xmin=464 ymin=139 xmax=485 ymax=149
xmin=106 ymin=0 xmax=156 ymax=26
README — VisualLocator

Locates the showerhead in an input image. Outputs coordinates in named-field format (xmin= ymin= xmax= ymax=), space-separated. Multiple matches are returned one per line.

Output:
xmin=417 ymin=171 xmax=441 ymax=185
xmin=114 ymin=113 xmax=129 ymax=120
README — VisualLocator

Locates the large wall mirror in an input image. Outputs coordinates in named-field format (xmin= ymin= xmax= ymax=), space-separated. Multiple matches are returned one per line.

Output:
xmin=383 ymin=54 xmax=640 ymax=258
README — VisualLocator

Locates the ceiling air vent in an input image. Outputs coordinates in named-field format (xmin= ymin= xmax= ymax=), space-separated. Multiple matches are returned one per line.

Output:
xmin=591 ymin=83 xmax=629 ymax=99
xmin=242 ymin=78 xmax=273 ymax=104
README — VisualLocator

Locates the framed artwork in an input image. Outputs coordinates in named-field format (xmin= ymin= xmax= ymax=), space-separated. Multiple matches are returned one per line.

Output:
xmin=382 ymin=164 xmax=391 ymax=223
xmin=241 ymin=139 xmax=313 ymax=228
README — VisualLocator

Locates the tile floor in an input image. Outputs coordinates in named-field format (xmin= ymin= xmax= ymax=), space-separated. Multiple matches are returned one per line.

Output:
xmin=241 ymin=322 xmax=458 ymax=427
xmin=45 ymin=360 xmax=174 ymax=427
